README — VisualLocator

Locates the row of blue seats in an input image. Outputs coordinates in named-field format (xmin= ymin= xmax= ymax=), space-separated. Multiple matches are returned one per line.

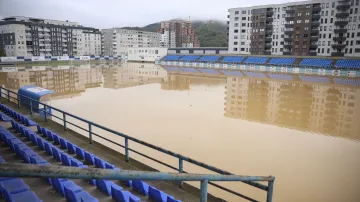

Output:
xmin=243 ymin=57 xmax=269 ymax=65
xmin=0 ymin=155 xmax=41 ymax=202
xmin=0 ymin=117 xmax=99 ymax=201
xmin=0 ymin=104 xmax=181 ymax=202
xmin=335 ymin=60 xmax=360 ymax=69
xmin=268 ymin=58 xmax=295 ymax=66
xmin=299 ymin=59 xmax=332 ymax=68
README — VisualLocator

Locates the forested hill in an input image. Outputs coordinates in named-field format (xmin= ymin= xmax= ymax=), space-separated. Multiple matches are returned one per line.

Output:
xmin=121 ymin=20 xmax=228 ymax=47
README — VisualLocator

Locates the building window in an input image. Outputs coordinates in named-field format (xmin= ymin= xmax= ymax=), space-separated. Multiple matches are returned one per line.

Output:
xmin=352 ymin=33 xmax=355 ymax=38
xmin=329 ymin=33 xmax=332 ymax=38
xmin=234 ymin=42 xmax=238 ymax=45
xmin=328 ymin=41 xmax=331 ymax=46
xmin=235 ymin=11 xmax=239 ymax=14
xmin=233 ymin=48 xmax=238 ymax=51
xmin=355 ymin=8 xmax=358 ymax=14
xmin=349 ymin=17 xmax=352 ymax=22
xmin=305 ymin=27 xmax=309 ymax=30
xmin=235 ymin=17 xmax=239 ymax=21
xmin=322 ymin=48 xmax=324 ymax=53
xmin=326 ymin=3 xmax=329 ymax=8
xmin=325 ymin=11 xmax=328 ymax=16
xmin=324 ymin=26 xmax=327 ymax=31
xmin=350 ymin=48 xmax=352 ymax=54
xmin=357 ymin=0 xmax=359 ymax=5
xmin=234 ymin=30 xmax=239 ymax=33
xmin=331 ymin=10 xmax=334 ymax=16
xmin=296 ymin=20 xmax=302 ymax=23
xmin=332 ymin=2 xmax=335 ymax=8
xmin=321 ymin=11 xmax=324 ymax=16
xmin=325 ymin=19 xmax=328 ymax=23
xmin=355 ymin=48 xmax=360 ymax=53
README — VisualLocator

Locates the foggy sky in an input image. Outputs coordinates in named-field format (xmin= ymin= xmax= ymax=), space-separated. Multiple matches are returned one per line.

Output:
xmin=0 ymin=0 xmax=303 ymax=29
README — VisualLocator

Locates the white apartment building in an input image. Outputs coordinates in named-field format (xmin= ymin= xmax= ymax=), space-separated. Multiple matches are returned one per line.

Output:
xmin=101 ymin=28 xmax=161 ymax=57
xmin=228 ymin=0 xmax=360 ymax=57
xmin=0 ymin=16 xmax=101 ymax=57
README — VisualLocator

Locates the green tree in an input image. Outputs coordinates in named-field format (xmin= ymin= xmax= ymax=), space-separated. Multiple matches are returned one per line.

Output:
xmin=0 ymin=49 xmax=6 ymax=57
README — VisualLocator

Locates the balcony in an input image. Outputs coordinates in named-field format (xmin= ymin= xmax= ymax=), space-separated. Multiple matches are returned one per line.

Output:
xmin=283 ymin=51 xmax=292 ymax=55
xmin=332 ymin=44 xmax=346 ymax=49
xmin=336 ymin=4 xmax=350 ymax=10
xmin=285 ymin=24 xmax=294 ymax=28
xmin=310 ymin=36 xmax=319 ymax=41
xmin=227 ymin=15 xmax=229 ymax=18
xmin=335 ymin=20 xmax=348 ymax=26
xmin=312 ymin=14 xmax=320 ymax=20
xmin=313 ymin=7 xmax=321 ymax=12
xmin=44 ymin=28 xmax=50 ymax=32
xmin=266 ymin=18 xmax=274 ymax=22
xmin=311 ymin=21 xmax=320 ymax=27
xmin=336 ymin=12 xmax=350 ymax=18
xmin=310 ymin=44 xmax=318 ymax=49
xmin=284 ymin=44 xmax=293 ymax=49
xmin=266 ymin=30 xmax=273 ymax=34
xmin=333 ymin=36 xmax=346 ymax=41
xmin=264 ymin=50 xmax=271 ymax=55
xmin=331 ymin=52 xmax=345 ymax=56
xmin=285 ymin=16 xmax=295 ymax=21
xmin=266 ymin=10 xmax=274 ymax=15
xmin=265 ymin=37 xmax=272 ymax=42
xmin=285 ymin=30 xmax=293 ymax=35
xmin=309 ymin=51 xmax=317 ymax=56
xmin=266 ymin=24 xmax=273 ymax=29
xmin=310 ymin=29 xmax=319 ymax=34
xmin=286 ymin=9 xmax=295 ymax=14
xmin=334 ymin=28 xmax=347 ymax=33
xmin=284 ymin=37 xmax=293 ymax=42
xmin=265 ymin=44 xmax=272 ymax=48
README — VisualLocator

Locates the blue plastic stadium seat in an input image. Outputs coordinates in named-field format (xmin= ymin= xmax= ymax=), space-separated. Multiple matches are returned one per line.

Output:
xmin=52 ymin=147 xmax=63 ymax=161
xmin=60 ymin=138 xmax=68 ymax=149
xmin=132 ymin=180 xmax=149 ymax=196
xmin=36 ymin=125 xmax=42 ymax=133
xmin=63 ymin=181 xmax=83 ymax=202
xmin=111 ymin=188 xmax=140 ymax=202
xmin=335 ymin=59 xmax=360 ymax=68
xmin=44 ymin=142 xmax=54 ymax=156
xmin=221 ymin=56 xmax=245 ymax=63
xmin=61 ymin=153 xmax=73 ymax=166
xmin=36 ymin=137 xmax=45 ymax=150
xmin=0 ymin=112 xmax=13 ymax=122
xmin=52 ymin=134 xmax=60 ymax=145
xmin=67 ymin=142 xmax=76 ymax=154
xmin=299 ymin=58 xmax=332 ymax=67
xmin=29 ymin=155 xmax=47 ymax=165
xmin=84 ymin=152 xmax=95 ymax=165
xmin=94 ymin=157 xmax=106 ymax=168
xmin=179 ymin=55 xmax=200 ymax=61
xmin=96 ymin=180 xmax=118 ymax=196
xmin=14 ymin=143 xmax=29 ymax=157
xmin=0 ymin=179 xmax=30 ymax=202
xmin=10 ymin=190 xmax=42 ymax=202
xmin=70 ymin=159 xmax=84 ymax=167
xmin=268 ymin=58 xmax=295 ymax=65
xmin=76 ymin=147 xmax=85 ymax=160
xmin=9 ymin=139 xmax=23 ymax=151
xmin=51 ymin=178 xmax=73 ymax=196
xmin=0 ymin=156 xmax=5 ymax=163
xmin=80 ymin=192 xmax=99 ymax=202
xmin=21 ymin=150 xmax=38 ymax=163
xmin=24 ymin=118 xmax=37 ymax=126
xmin=244 ymin=57 xmax=268 ymax=64
xmin=149 ymin=186 xmax=174 ymax=202
xmin=198 ymin=56 xmax=221 ymax=62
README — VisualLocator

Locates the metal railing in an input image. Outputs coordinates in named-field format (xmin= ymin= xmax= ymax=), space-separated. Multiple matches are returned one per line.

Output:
xmin=0 ymin=87 xmax=275 ymax=202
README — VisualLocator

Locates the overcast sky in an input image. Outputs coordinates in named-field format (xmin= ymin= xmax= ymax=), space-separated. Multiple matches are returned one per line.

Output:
xmin=0 ymin=0 xmax=302 ymax=29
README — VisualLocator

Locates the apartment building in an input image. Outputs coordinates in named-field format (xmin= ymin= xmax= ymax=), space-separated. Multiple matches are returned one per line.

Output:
xmin=224 ymin=76 xmax=360 ymax=139
xmin=228 ymin=0 xmax=360 ymax=57
xmin=159 ymin=20 xmax=200 ymax=48
xmin=0 ymin=16 xmax=101 ymax=57
xmin=101 ymin=28 xmax=161 ymax=57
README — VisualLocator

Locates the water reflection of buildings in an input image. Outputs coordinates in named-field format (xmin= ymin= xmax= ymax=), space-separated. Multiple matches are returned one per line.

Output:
xmin=225 ymin=77 xmax=360 ymax=140
xmin=102 ymin=63 xmax=167 ymax=89
xmin=160 ymin=74 xmax=224 ymax=91
xmin=1 ymin=66 xmax=103 ymax=99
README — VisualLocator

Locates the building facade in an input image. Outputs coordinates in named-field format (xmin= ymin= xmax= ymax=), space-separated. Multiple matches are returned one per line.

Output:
xmin=127 ymin=47 xmax=168 ymax=62
xmin=0 ymin=16 xmax=101 ymax=57
xmin=228 ymin=0 xmax=360 ymax=57
xmin=159 ymin=20 xmax=200 ymax=48
xmin=101 ymin=28 xmax=161 ymax=57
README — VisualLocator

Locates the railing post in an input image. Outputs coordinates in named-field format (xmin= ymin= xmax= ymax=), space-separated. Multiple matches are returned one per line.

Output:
xmin=7 ymin=91 xmax=10 ymax=103
xmin=266 ymin=177 xmax=275 ymax=202
xmin=178 ymin=158 xmax=183 ymax=187
xmin=200 ymin=180 xmax=208 ymax=202
xmin=88 ymin=123 xmax=92 ymax=144
xmin=125 ymin=137 xmax=129 ymax=162
xmin=29 ymin=100 xmax=32 ymax=114
xmin=44 ymin=105 xmax=47 ymax=122
xmin=63 ymin=113 xmax=67 ymax=131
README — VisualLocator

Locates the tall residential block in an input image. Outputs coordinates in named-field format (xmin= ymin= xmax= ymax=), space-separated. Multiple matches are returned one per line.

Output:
xmin=0 ymin=16 xmax=101 ymax=56
xmin=159 ymin=20 xmax=200 ymax=48
xmin=228 ymin=0 xmax=360 ymax=57
xmin=101 ymin=28 xmax=161 ymax=56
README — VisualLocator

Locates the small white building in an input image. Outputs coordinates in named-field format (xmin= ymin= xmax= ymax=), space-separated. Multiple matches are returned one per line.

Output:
xmin=127 ymin=47 xmax=168 ymax=62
